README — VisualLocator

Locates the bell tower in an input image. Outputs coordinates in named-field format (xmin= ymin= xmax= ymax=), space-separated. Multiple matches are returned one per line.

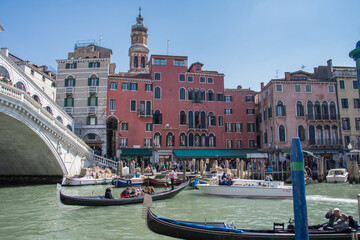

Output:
xmin=129 ymin=7 xmax=149 ymax=73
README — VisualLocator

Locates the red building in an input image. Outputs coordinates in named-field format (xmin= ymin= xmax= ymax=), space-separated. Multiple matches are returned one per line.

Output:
xmin=106 ymin=11 xmax=258 ymax=163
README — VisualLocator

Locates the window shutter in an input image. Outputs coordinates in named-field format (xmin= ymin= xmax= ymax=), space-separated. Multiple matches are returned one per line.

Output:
xmin=64 ymin=79 xmax=68 ymax=87
xmin=95 ymin=117 xmax=97 ymax=125
xmin=160 ymin=113 xmax=162 ymax=124
xmin=88 ymin=78 xmax=91 ymax=86
xmin=74 ymin=63 xmax=77 ymax=68
xmin=205 ymin=136 xmax=209 ymax=147
xmin=73 ymin=78 xmax=76 ymax=87
xmin=88 ymin=97 xmax=90 ymax=106
xmin=214 ymin=136 xmax=216 ymax=147
xmin=64 ymin=98 xmax=67 ymax=107
xmin=144 ymin=138 xmax=146 ymax=147
xmin=225 ymin=124 xmax=228 ymax=132
xmin=230 ymin=96 xmax=233 ymax=102
xmin=172 ymin=135 xmax=175 ymax=146
xmin=71 ymin=98 xmax=74 ymax=107
xmin=230 ymin=109 xmax=233 ymax=114
xmin=86 ymin=116 xmax=90 ymax=125
xmin=97 ymin=62 xmax=100 ymax=68
xmin=95 ymin=97 xmax=98 ymax=106
xmin=88 ymin=62 xmax=91 ymax=68
xmin=96 ymin=78 xmax=99 ymax=86
xmin=159 ymin=135 xmax=162 ymax=146
xmin=284 ymin=106 xmax=286 ymax=116
xmin=276 ymin=106 xmax=279 ymax=117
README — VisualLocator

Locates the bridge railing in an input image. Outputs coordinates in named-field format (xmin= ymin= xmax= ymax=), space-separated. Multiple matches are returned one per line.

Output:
xmin=93 ymin=154 xmax=118 ymax=169
xmin=0 ymin=81 xmax=93 ymax=155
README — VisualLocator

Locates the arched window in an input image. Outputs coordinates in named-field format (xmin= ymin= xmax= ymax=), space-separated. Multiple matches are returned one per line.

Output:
xmin=46 ymin=106 xmax=53 ymax=114
xmin=296 ymin=101 xmax=304 ymax=117
xmin=316 ymin=125 xmax=323 ymax=145
xmin=88 ymin=94 xmax=97 ymax=106
xmin=298 ymin=125 xmax=305 ymax=141
xmin=200 ymin=89 xmax=206 ymax=100
xmin=154 ymin=87 xmax=161 ymax=99
xmin=179 ymin=133 xmax=187 ymax=147
xmin=188 ymin=133 xmax=194 ymax=146
xmin=134 ymin=56 xmax=138 ymax=68
xmin=194 ymin=89 xmax=200 ymax=101
xmin=15 ymin=81 xmax=26 ymax=91
xmin=201 ymin=133 xmax=206 ymax=147
xmin=179 ymin=88 xmax=185 ymax=100
xmin=166 ymin=132 xmax=174 ymax=147
xmin=322 ymin=101 xmax=329 ymax=120
xmin=279 ymin=125 xmax=286 ymax=142
xmin=66 ymin=124 xmax=72 ymax=131
xmin=88 ymin=74 xmax=98 ymax=86
xmin=330 ymin=101 xmax=337 ymax=120
xmin=33 ymin=95 xmax=41 ymax=105
xmin=276 ymin=100 xmax=286 ymax=117
xmin=332 ymin=125 xmax=339 ymax=145
xmin=209 ymin=133 xmax=216 ymax=147
xmin=141 ymin=57 xmax=145 ymax=68
xmin=208 ymin=112 xmax=216 ymax=126
xmin=153 ymin=110 xmax=162 ymax=124
xmin=154 ymin=132 xmax=161 ymax=147
xmin=0 ymin=65 xmax=10 ymax=79
xmin=179 ymin=111 xmax=186 ymax=125
xmin=194 ymin=133 xmax=200 ymax=147
xmin=307 ymin=101 xmax=314 ymax=120
xmin=188 ymin=88 xmax=193 ymax=100
xmin=65 ymin=75 xmax=75 ymax=87
xmin=309 ymin=125 xmax=315 ymax=145
xmin=188 ymin=111 xmax=194 ymax=128
xmin=324 ymin=125 xmax=331 ymax=145
xmin=314 ymin=101 xmax=321 ymax=120
xmin=194 ymin=111 xmax=200 ymax=128
xmin=56 ymin=116 xmax=63 ymax=124
xmin=207 ymin=90 xmax=214 ymax=101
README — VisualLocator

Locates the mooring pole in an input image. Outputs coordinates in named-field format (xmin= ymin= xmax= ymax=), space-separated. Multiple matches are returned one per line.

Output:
xmin=290 ymin=138 xmax=309 ymax=240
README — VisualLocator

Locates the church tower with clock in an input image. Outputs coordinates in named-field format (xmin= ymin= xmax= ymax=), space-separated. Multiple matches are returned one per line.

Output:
xmin=129 ymin=8 xmax=149 ymax=73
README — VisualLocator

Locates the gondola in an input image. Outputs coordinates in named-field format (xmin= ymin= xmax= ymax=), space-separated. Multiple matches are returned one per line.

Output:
xmin=145 ymin=207 xmax=359 ymax=240
xmin=58 ymin=178 xmax=189 ymax=206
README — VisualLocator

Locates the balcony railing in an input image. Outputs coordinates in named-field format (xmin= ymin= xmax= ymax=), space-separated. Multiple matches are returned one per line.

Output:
xmin=65 ymin=87 xmax=74 ymax=94
xmin=332 ymin=70 xmax=357 ymax=78
xmin=309 ymin=138 xmax=342 ymax=146
xmin=88 ymin=86 xmax=97 ymax=93
xmin=307 ymin=114 xmax=339 ymax=121
xmin=138 ymin=109 xmax=152 ymax=118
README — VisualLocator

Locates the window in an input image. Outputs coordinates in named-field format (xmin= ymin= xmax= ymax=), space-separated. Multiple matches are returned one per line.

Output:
xmin=187 ymin=76 xmax=193 ymax=82
xmin=305 ymin=85 xmax=312 ymax=93
xmin=207 ymin=90 xmax=214 ymax=101
xmin=88 ymin=75 xmax=99 ymax=86
xmin=341 ymin=98 xmax=349 ymax=109
xmin=209 ymin=134 xmax=216 ymax=147
xmin=217 ymin=93 xmax=224 ymax=102
xmin=119 ymin=138 xmax=128 ymax=147
xmin=166 ymin=132 xmax=175 ymax=147
xmin=342 ymin=117 xmax=351 ymax=130
xmin=208 ymin=112 xmax=216 ymax=126
xmin=236 ymin=140 xmax=242 ymax=149
xmin=200 ymin=77 xmax=205 ymax=83
xmin=353 ymin=80 xmax=358 ymax=90
xmin=235 ymin=123 xmax=243 ymax=132
xmin=298 ymin=125 xmax=305 ymax=141
xmin=153 ymin=58 xmax=166 ymax=65
xmin=65 ymin=76 xmax=75 ymax=87
xmin=218 ymin=116 xmax=224 ymax=126
xmin=207 ymin=77 xmax=214 ymax=83
xmin=276 ymin=100 xmax=286 ymax=117
xmin=247 ymin=123 xmax=255 ymax=132
xmin=88 ymin=95 xmax=97 ymax=106
xmin=154 ymin=73 xmax=161 ymax=81
xmin=179 ymin=74 xmax=185 ymax=82
xmin=276 ymin=84 xmax=283 ymax=92
xmin=145 ymin=123 xmax=152 ymax=132
xmin=263 ymin=107 xmax=267 ymax=121
xmin=130 ymin=100 xmax=136 ymax=112
xmin=130 ymin=83 xmax=138 ymax=91
xmin=356 ymin=118 xmax=360 ymax=130
xmin=264 ymin=132 xmax=268 ymax=144
xmin=154 ymin=87 xmax=161 ymax=99
xmin=122 ymin=82 xmax=129 ymax=90
xmin=64 ymin=96 xmax=74 ymax=107
xmin=153 ymin=110 xmax=162 ymax=124
xmin=179 ymin=88 xmax=186 ymax=100
xmin=200 ymin=89 xmax=206 ymax=100
xmin=224 ymin=109 xmax=232 ymax=114
xmin=225 ymin=123 xmax=233 ymax=132
xmin=188 ymin=89 xmax=193 ymax=100
xmin=88 ymin=62 xmax=100 ymax=68
xmin=144 ymin=138 xmax=152 ymax=147
xmin=328 ymin=85 xmax=334 ymax=93
xmin=226 ymin=140 xmax=233 ymax=149
xmin=174 ymin=59 xmax=185 ymax=66
xmin=248 ymin=140 xmax=256 ymax=149
xmin=180 ymin=111 xmax=186 ymax=125
xmin=134 ymin=56 xmax=138 ymax=68
xmin=109 ymin=99 xmax=116 ymax=110
xmin=245 ymin=96 xmax=254 ymax=102
xmin=279 ymin=125 xmax=286 ymax=142
xmin=179 ymin=133 xmax=187 ymax=147
xmin=295 ymin=85 xmax=301 ymax=93
xmin=65 ymin=63 xmax=77 ymax=69
xmin=141 ymin=57 xmax=145 ymax=68
xmin=109 ymin=81 xmax=117 ymax=90
xmin=354 ymin=99 xmax=360 ymax=109
xmin=145 ymin=84 xmax=153 ymax=91
xmin=339 ymin=80 xmax=345 ymax=89
xmin=154 ymin=132 xmax=161 ymax=147
xmin=296 ymin=101 xmax=304 ymax=117
xmin=121 ymin=123 xmax=128 ymax=131
xmin=225 ymin=96 xmax=232 ymax=102
xmin=87 ymin=115 xmax=97 ymax=125
xmin=246 ymin=109 xmax=255 ymax=114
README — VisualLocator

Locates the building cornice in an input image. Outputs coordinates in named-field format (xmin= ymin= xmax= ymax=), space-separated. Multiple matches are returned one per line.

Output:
xmin=56 ymin=58 xmax=110 ymax=64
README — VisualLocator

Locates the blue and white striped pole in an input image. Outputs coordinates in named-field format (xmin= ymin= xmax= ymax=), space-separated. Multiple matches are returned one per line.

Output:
xmin=290 ymin=137 xmax=309 ymax=240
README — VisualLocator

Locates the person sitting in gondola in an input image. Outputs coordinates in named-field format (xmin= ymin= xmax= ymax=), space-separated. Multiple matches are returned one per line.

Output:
xmin=104 ymin=187 xmax=114 ymax=199
xmin=120 ymin=187 xmax=130 ymax=198
xmin=309 ymin=208 xmax=342 ymax=229
xmin=349 ymin=215 xmax=360 ymax=230
xmin=129 ymin=188 xmax=137 ymax=197
xmin=333 ymin=213 xmax=350 ymax=232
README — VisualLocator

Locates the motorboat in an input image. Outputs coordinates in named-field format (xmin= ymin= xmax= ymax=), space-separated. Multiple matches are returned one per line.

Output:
xmin=61 ymin=175 xmax=113 ymax=186
xmin=195 ymin=178 xmax=292 ymax=198
xmin=113 ymin=174 xmax=144 ymax=187
xmin=58 ymin=178 xmax=189 ymax=206
xmin=144 ymin=174 xmax=184 ymax=187
xmin=326 ymin=168 xmax=349 ymax=183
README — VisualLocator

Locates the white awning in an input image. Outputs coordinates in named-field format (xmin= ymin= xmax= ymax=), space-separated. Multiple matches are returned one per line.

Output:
xmin=247 ymin=153 xmax=268 ymax=158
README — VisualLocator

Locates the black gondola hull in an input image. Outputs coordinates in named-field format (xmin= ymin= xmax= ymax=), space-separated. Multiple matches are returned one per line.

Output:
xmin=59 ymin=179 xmax=189 ymax=206
xmin=146 ymin=208 xmax=359 ymax=240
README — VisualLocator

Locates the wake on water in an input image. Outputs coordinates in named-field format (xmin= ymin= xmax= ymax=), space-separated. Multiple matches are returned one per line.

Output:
xmin=307 ymin=195 xmax=358 ymax=204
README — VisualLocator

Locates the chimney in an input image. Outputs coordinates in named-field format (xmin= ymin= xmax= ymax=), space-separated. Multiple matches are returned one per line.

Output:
xmin=1 ymin=48 xmax=8 ymax=57
xmin=285 ymin=72 xmax=291 ymax=80
xmin=260 ymin=82 xmax=264 ymax=90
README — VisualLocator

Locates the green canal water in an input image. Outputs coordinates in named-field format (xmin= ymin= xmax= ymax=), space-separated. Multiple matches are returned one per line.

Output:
xmin=0 ymin=183 xmax=360 ymax=239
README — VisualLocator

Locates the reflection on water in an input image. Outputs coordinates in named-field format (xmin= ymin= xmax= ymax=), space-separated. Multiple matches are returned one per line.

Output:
xmin=0 ymin=183 xmax=359 ymax=239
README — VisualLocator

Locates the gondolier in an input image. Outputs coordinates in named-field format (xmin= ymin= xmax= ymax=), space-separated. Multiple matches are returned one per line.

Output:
xmin=168 ymin=168 xmax=177 ymax=190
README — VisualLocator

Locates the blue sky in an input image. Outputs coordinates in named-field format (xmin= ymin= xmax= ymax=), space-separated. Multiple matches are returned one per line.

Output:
xmin=1 ymin=0 xmax=360 ymax=91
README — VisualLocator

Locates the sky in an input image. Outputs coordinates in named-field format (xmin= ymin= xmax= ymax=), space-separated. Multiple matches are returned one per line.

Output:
xmin=1 ymin=0 xmax=360 ymax=91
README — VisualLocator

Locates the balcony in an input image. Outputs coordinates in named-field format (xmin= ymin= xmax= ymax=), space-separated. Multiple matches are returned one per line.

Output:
xmin=64 ymin=107 xmax=73 ymax=114
xmin=88 ymin=106 xmax=97 ymax=114
xmin=138 ymin=109 xmax=152 ymax=118
xmin=65 ymin=87 xmax=74 ymax=94
xmin=88 ymin=86 xmax=97 ymax=93
xmin=332 ymin=70 xmax=357 ymax=78
xmin=309 ymin=138 xmax=342 ymax=146
xmin=307 ymin=114 xmax=339 ymax=121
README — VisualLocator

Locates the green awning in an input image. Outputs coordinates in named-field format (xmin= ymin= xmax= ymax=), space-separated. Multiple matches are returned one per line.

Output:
xmin=173 ymin=149 xmax=260 ymax=159
xmin=121 ymin=148 xmax=152 ymax=157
